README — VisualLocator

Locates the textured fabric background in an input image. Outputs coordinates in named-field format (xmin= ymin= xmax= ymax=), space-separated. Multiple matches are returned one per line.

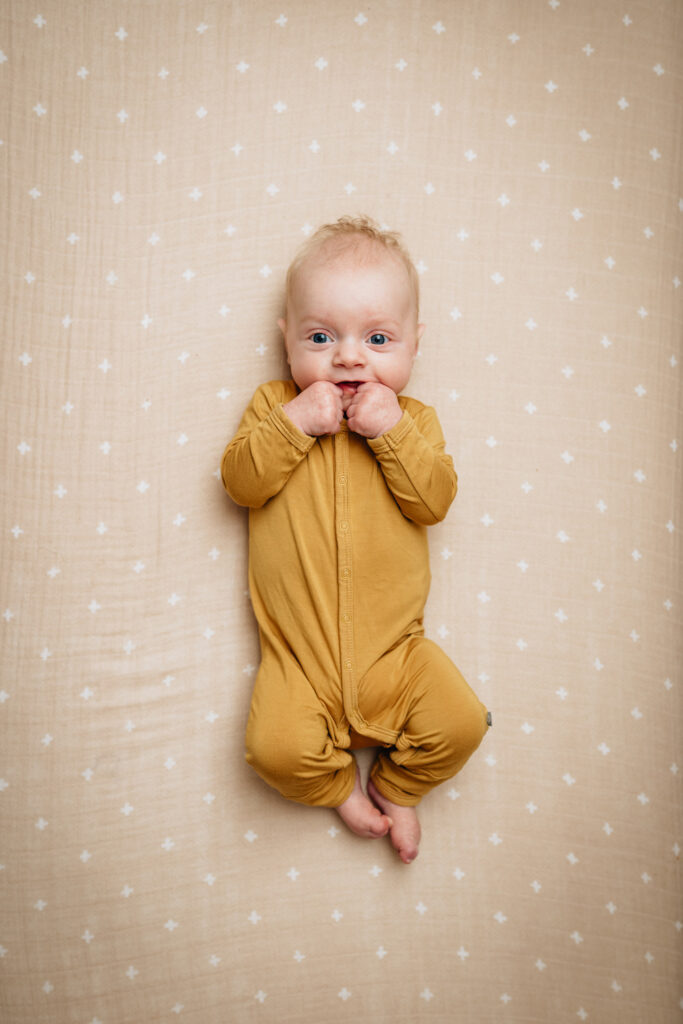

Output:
xmin=1 ymin=1 xmax=681 ymax=1021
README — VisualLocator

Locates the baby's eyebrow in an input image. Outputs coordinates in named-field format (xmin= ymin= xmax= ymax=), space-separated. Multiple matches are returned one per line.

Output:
xmin=300 ymin=314 xmax=402 ymax=329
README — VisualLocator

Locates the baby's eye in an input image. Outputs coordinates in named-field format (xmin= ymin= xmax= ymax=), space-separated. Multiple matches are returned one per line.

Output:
xmin=369 ymin=333 xmax=388 ymax=346
xmin=311 ymin=332 xmax=330 ymax=345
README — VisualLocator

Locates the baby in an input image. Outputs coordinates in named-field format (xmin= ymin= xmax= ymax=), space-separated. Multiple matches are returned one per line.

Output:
xmin=221 ymin=215 xmax=489 ymax=863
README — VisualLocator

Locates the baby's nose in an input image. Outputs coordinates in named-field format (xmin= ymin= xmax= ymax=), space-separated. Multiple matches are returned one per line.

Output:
xmin=334 ymin=338 xmax=366 ymax=364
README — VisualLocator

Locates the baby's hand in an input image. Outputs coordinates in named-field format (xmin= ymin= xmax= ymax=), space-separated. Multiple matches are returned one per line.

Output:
xmin=345 ymin=382 xmax=402 ymax=438
xmin=283 ymin=381 xmax=346 ymax=436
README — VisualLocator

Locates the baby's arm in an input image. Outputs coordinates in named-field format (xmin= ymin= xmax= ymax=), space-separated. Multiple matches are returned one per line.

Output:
xmin=221 ymin=383 xmax=315 ymax=508
xmin=367 ymin=405 xmax=457 ymax=525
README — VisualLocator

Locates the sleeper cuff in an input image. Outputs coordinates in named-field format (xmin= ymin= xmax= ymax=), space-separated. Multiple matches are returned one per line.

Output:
xmin=366 ymin=410 xmax=415 ymax=453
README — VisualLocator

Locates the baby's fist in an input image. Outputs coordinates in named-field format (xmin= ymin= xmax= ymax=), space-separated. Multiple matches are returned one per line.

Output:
xmin=283 ymin=381 xmax=345 ymax=436
xmin=345 ymin=382 xmax=402 ymax=438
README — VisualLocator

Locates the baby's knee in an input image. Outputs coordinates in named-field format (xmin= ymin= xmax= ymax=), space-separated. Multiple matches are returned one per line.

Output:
xmin=245 ymin=714 xmax=303 ymax=784
xmin=246 ymin=711 xmax=336 ymax=786
xmin=436 ymin=680 xmax=489 ymax=761
xmin=245 ymin=712 xmax=354 ymax=806
xmin=455 ymin=696 xmax=489 ymax=755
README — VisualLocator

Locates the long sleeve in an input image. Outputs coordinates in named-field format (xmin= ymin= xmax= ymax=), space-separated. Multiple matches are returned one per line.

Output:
xmin=221 ymin=381 xmax=315 ymax=508
xmin=367 ymin=404 xmax=457 ymax=525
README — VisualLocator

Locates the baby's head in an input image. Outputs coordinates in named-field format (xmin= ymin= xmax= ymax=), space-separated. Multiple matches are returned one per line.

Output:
xmin=278 ymin=215 xmax=424 ymax=396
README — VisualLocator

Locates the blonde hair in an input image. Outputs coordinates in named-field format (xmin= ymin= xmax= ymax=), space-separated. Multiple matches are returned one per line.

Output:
xmin=283 ymin=214 xmax=420 ymax=319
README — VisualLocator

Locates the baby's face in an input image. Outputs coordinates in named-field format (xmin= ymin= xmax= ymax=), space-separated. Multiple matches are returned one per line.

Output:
xmin=279 ymin=243 xmax=424 ymax=398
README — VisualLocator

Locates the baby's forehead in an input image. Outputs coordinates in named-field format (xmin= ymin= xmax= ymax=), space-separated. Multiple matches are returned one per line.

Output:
xmin=285 ymin=232 xmax=419 ymax=320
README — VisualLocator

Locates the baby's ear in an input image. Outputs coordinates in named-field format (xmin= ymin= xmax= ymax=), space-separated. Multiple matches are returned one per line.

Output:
xmin=416 ymin=323 xmax=426 ymax=348
xmin=278 ymin=318 xmax=291 ymax=365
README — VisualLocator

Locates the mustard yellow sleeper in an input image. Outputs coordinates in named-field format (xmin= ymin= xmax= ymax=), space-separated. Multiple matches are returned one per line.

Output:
xmin=222 ymin=379 xmax=489 ymax=809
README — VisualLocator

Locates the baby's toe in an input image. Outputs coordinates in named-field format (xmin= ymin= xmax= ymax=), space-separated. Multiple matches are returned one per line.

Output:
xmin=369 ymin=813 xmax=392 ymax=838
xmin=398 ymin=840 xmax=419 ymax=864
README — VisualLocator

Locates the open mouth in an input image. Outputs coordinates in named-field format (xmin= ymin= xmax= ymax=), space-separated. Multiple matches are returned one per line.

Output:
xmin=338 ymin=381 xmax=363 ymax=391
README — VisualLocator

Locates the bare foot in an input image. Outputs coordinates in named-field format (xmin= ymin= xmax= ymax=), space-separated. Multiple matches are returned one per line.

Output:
xmin=336 ymin=769 xmax=393 ymax=839
xmin=367 ymin=778 xmax=421 ymax=864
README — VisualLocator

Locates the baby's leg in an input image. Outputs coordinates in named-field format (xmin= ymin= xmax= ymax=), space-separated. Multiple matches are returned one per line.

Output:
xmin=246 ymin=666 xmax=356 ymax=807
xmin=247 ymin=676 xmax=391 ymax=838
xmin=357 ymin=637 xmax=489 ymax=859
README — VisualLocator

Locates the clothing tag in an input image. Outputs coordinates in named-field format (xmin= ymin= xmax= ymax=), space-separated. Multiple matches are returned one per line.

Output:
xmin=486 ymin=711 xmax=493 ymax=728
